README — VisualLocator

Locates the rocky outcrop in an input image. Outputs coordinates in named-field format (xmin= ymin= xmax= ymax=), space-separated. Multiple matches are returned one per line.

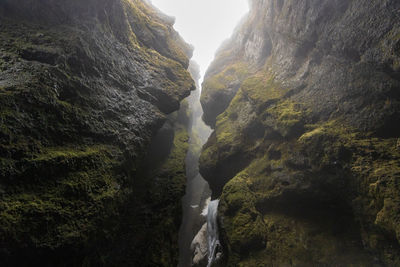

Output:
xmin=200 ymin=0 xmax=400 ymax=265
xmin=191 ymin=223 xmax=208 ymax=267
xmin=0 ymin=0 xmax=194 ymax=265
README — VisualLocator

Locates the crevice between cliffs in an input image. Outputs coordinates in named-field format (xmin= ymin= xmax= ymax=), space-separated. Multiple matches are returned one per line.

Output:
xmin=177 ymin=61 xmax=213 ymax=267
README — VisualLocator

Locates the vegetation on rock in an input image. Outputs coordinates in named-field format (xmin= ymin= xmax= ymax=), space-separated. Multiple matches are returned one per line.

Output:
xmin=0 ymin=0 xmax=194 ymax=265
xmin=200 ymin=0 xmax=400 ymax=265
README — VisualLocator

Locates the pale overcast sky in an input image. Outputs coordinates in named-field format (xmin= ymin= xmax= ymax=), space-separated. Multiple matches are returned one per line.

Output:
xmin=150 ymin=0 xmax=249 ymax=80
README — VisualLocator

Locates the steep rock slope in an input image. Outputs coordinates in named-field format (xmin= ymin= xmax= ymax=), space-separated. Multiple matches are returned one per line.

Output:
xmin=200 ymin=0 xmax=400 ymax=265
xmin=0 ymin=0 xmax=194 ymax=266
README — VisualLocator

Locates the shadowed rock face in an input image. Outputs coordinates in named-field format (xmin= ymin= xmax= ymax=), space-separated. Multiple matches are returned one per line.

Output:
xmin=200 ymin=0 xmax=400 ymax=265
xmin=178 ymin=61 xmax=212 ymax=267
xmin=0 ymin=0 xmax=194 ymax=265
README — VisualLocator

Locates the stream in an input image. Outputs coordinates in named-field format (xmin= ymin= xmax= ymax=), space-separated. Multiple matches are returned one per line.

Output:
xmin=178 ymin=62 xmax=213 ymax=267
xmin=206 ymin=199 xmax=221 ymax=267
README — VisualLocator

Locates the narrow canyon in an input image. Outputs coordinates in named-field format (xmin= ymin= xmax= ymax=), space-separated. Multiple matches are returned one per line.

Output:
xmin=0 ymin=0 xmax=399 ymax=267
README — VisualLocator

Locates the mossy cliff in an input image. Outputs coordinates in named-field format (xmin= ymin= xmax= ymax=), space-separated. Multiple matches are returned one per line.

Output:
xmin=0 ymin=0 xmax=194 ymax=266
xmin=200 ymin=0 xmax=400 ymax=266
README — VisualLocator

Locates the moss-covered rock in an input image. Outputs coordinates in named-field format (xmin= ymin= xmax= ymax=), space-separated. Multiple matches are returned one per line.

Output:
xmin=0 ymin=0 xmax=194 ymax=265
xmin=115 ymin=119 xmax=190 ymax=267
xmin=200 ymin=0 xmax=400 ymax=265
xmin=201 ymin=63 xmax=252 ymax=127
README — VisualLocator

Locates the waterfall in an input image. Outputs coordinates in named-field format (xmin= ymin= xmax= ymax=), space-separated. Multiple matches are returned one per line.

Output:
xmin=178 ymin=61 xmax=213 ymax=267
xmin=206 ymin=199 xmax=220 ymax=267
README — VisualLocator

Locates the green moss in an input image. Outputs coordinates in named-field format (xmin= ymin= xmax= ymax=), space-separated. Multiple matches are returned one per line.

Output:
xmin=160 ymin=126 xmax=189 ymax=176
xmin=123 ymin=0 xmax=191 ymax=67
xmin=32 ymin=145 xmax=110 ymax=162
xmin=161 ymin=125 xmax=189 ymax=199
xmin=221 ymin=159 xmax=381 ymax=266
xmin=199 ymin=133 xmax=219 ymax=170
xmin=140 ymin=48 xmax=194 ymax=108
xmin=265 ymin=100 xmax=309 ymax=138
xmin=198 ymin=4 xmax=400 ymax=263
xmin=213 ymin=89 xmax=249 ymax=148
xmin=232 ymin=211 xmax=375 ymax=267
xmin=297 ymin=120 xmax=400 ymax=262
xmin=204 ymin=62 xmax=250 ymax=90
xmin=222 ymin=173 xmax=255 ymax=211
xmin=202 ymin=63 xmax=399 ymax=264
xmin=216 ymin=113 xmax=237 ymax=145
xmin=0 ymin=1 xmax=194 ymax=264
xmin=214 ymin=114 xmax=400 ymax=265
xmin=241 ymin=73 xmax=288 ymax=106
xmin=162 ymin=57 xmax=194 ymax=97
xmin=201 ymin=62 xmax=250 ymax=103
xmin=220 ymin=173 xmax=267 ymax=259
xmin=139 ymin=124 xmax=189 ymax=266
xmin=0 ymin=144 xmax=122 ymax=250
xmin=202 ymin=74 xmax=308 ymax=183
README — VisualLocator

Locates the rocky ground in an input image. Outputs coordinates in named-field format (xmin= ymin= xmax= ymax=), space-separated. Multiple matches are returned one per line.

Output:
xmin=200 ymin=0 xmax=400 ymax=266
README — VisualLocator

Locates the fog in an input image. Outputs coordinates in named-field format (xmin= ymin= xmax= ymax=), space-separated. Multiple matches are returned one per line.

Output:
xmin=147 ymin=2 xmax=249 ymax=265
xmin=150 ymin=0 xmax=249 ymax=80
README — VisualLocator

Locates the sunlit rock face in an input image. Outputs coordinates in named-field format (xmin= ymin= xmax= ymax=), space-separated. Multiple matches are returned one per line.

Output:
xmin=0 ymin=0 xmax=194 ymax=265
xmin=200 ymin=0 xmax=400 ymax=265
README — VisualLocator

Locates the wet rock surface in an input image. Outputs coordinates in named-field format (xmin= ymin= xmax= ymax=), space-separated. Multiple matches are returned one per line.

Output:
xmin=0 ymin=0 xmax=194 ymax=265
xmin=191 ymin=223 xmax=208 ymax=267
xmin=178 ymin=61 xmax=212 ymax=267
xmin=200 ymin=0 xmax=400 ymax=265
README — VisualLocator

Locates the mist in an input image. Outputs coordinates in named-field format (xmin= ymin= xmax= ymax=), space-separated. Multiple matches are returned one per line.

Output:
xmin=2 ymin=0 xmax=399 ymax=266
xmin=150 ymin=0 xmax=249 ymax=80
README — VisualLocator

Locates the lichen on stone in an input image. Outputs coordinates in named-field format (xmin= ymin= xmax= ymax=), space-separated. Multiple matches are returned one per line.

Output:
xmin=0 ymin=0 xmax=195 ymax=265
xmin=200 ymin=0 xmax=400 ymax=265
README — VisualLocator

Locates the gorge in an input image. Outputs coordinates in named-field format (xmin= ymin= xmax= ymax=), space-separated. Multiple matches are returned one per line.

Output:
xmin=1 ymin=0 xmax=400 ymax=267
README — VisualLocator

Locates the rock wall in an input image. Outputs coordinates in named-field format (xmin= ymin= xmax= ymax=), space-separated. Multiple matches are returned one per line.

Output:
xmin=0 ymin=0 xmax=194 ymax=265
xmin=200 ymin=0 xmax=400 ymax=265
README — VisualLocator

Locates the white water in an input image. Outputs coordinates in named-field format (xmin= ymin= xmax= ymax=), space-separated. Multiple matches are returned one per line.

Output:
xmin=201 ymin=197 xmax=211 ymax=217
xmin=206 ymin=199 xmax=221 ymax=267
xmin=177 ymin=61 xmax=213 ymax=267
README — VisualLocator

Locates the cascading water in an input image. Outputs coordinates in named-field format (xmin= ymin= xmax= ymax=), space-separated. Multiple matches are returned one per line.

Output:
xmin=206 ymin=200 xmax=221 ymax=267
xmin=178 ymin=61 xmax=223 ymax=267
xmin=178 ymin=61 xmax=212 ymax=267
